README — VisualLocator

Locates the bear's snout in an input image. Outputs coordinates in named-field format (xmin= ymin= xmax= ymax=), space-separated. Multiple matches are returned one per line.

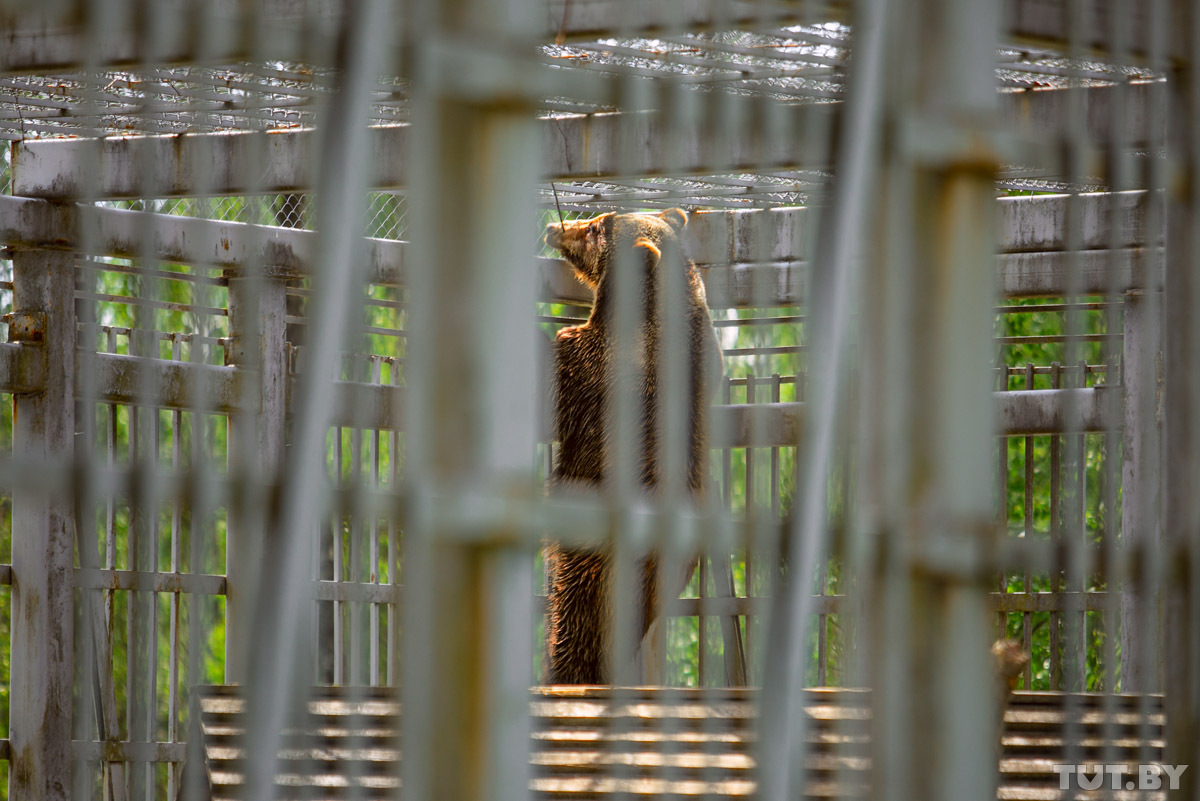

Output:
xmin=544 ymin=223 xmax=565 ymax=251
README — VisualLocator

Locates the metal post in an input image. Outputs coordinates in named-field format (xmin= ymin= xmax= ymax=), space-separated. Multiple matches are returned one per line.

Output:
xmin=867 ymin=0 xmax=1001 ymax=799
xmin=1164 ymin=24 xmax=1200 ymax=794
xmin=401 ymin=1 xmax=541 ymax=799
xmin=1120 ymin=288 xmax=1162 ymax=691
xmin=225 ymin=272 xmax=290 ymax=682
xmin=9 ymin=248 xmax=76 ymax=800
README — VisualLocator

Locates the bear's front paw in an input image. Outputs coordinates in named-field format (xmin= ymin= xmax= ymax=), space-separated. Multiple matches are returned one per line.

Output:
xmin=557 ymin=326 xmax=586 ymax=342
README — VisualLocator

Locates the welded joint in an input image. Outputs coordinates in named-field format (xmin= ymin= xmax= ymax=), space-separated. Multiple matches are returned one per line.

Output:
xmin=907 ymin=516 xmax=1001 ymax=583
xmin=0 ymin=314 xmax=51 ymax=395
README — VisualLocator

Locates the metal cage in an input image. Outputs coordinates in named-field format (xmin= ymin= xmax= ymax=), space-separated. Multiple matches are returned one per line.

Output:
xmin=0 ymin=1 xmax=1194 ymax=800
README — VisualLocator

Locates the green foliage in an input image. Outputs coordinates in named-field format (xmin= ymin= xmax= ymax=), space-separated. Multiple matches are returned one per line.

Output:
xmin=997 ymin=300 xmax=1122 ymax=691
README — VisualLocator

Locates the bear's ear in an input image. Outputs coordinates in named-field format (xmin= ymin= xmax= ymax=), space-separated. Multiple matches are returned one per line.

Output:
xmin=658 ymin=208 xmax=688 ymax=232
xmin=633 ymin=237 xmax=662 ymax=268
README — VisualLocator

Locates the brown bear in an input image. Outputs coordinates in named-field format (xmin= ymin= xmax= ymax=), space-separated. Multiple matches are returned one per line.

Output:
xmin=543 ymin=208 xmax=724 ymax=684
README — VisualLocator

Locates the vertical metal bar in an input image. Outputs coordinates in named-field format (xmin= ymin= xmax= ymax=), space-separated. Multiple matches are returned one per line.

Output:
xmin=334 ymin=428 xmax=345 ymax=685
xmin=755 ymin=372 xmax=782 ymax=683
xmin=370 ymin=358 xmax=382 ymax=688
xmin=1164 ymin=2 xmax=1200 ymax=789
xmin=387 ymin=360 xmax=400 ymax=688
xmin=997 ymin=377 xmax=1009 ymax=641
xmin=239 ymin=2 xmax=394 ymax=797
xmin=9 ymin=248 xmax=75 ymax=800
xmin=843 ymin=2 xmax=1001 ymax=801
xmin=1076 ymin=361 xmax=1089 ymax=690
xmin=167 ymin=336 xmax=183 ymax=799
xmin=698 ymin=553 xmax=708 ymax=685
xmin=718 ymin=370 xmax=732 ymax=682
xmin=1049 ymin=362 xmax=1062 ymax=690
xmin=742 ymin=372 xmax=759 ymax=683
xmin=757 ymin=0 xmax=893 ymax=795
xmin=351 ymin=423 xmax=364 ymax=685
xmin=401 ymin=0 xmax=540 ymax=798
xmin=98 ymin=326 xmax=128 ymax=799
xmin=1135 ymin=0 xmax=1168 ymax=776
xmin=224 ymin=274 xmax=289 ymax=683
xmin=127 ymin=355 xmax=151 ymax=800
xmin=1119 ymin=221 xmax=1162 ymax=693
xmin=145 ymin=381 xmax=162 ymax=800
xmin=1022 ymin=363 xmax=1034 ymax=690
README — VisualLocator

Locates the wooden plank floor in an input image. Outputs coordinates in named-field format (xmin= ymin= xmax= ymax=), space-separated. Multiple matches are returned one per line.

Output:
xmin=185 ymin=685 xmax=1164 ymax=800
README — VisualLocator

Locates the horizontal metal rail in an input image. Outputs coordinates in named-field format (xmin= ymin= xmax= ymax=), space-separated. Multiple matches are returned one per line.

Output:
xmin=72 ymin=740 xmax=186 ymax=763
xmin=0 ymin=1 xmax=1175 ymax=73
xmin=0 ymin=351 xmax=1118 ymax=443
xmin=10 ymin=91 xmax=1156 ymax=200
xmin=0 ymin=194 xmax=405 ymax=285
xmin=60 ymin=576 xmax=1108 ymax=618
xmin=0 ymin=194 xmax=1162 ymax=306
xmin=995 ymin=387 xmax=1117 ymax=436
xmin=87 ymin=352 xmax=241 ymax=412
xmin=657 ymin=590 xmax=1116 ymax=617
xmin=312 ymin=581 xmax=400 ymax=605
xmin=74 ymin=568 xmax=227 ymax=596
xmin=320 ymin=384 xmax=1114 ymax=440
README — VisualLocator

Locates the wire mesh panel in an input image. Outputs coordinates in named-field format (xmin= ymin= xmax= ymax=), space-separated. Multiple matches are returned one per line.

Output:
xmin=0 ymin=1 xmax=1194 ymax=801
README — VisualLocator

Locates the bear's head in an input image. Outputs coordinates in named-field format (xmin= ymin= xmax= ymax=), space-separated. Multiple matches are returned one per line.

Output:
xmin=544 ymin=208 xmax=689 ymax=290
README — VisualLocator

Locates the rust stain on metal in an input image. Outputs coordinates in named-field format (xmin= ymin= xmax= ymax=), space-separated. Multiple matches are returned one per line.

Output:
xmin=6 ymin=311 xmax=45 ymax=343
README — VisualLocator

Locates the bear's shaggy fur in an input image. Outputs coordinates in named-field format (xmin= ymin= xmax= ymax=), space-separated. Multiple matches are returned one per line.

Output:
xmin=543 ymin=208 xmax=723 ymax=684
